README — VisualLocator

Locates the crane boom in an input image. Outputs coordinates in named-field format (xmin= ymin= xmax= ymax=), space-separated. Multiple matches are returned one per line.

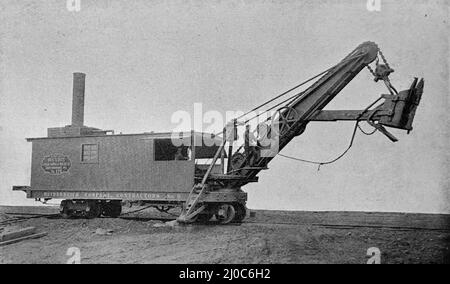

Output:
xmin=227 ymin=42 xmax=423 ymax=185
xmin=239 ymin=42 xmax=381 ymax=181
xmin=288 ymin=41 xmax=379 ymax=122
xmin=178 ymin=41 xmax=424 ymax=223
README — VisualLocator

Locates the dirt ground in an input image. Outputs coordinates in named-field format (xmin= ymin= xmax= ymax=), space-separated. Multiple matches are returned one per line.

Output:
xmin=0 ymin=206 xmax=449 ymax=264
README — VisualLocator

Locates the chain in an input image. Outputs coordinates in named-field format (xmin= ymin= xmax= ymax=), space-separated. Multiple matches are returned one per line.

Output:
xmin=366 ymin=47 xmax=398 ymax=95
xmin=367 ymin=63 xmax=376 ymax=76
xmin=378 ymin=50 xmax=391 ymax=69
xmin=366 ymin=47 xmax=392 ymax=76
xmin=367 ymin=48 xmax=394 ymax=78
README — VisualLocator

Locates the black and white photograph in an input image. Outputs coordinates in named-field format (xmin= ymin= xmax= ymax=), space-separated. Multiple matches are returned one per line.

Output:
xmin=0 ymin=0 xmax=449 ymax=267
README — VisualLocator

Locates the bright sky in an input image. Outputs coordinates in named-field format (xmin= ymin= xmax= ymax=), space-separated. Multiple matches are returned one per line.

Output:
xmin=0 ymin=0 xmax=448 ymax=213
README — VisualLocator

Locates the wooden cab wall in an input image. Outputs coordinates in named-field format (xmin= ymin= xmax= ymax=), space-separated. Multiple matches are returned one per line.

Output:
xmin=27 ymin=133 xmax=195 ymax=200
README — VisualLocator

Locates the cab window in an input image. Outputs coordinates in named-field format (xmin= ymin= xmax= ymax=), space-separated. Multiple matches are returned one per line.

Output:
xmin=154 ymin=139 xmax=191 ymax=161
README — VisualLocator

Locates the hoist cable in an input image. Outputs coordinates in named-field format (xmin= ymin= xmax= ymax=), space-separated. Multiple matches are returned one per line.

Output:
xmin=277 ymin=121 xmax=358 ymax=170
xmin=357 ymin=123 xmax=378 ymax=135
xmin=206 ymin=53 xmax=366 ymax=139
xmin=276 ymin=97 xmax=383 ymax=170
xmin=242 ymin=89 xmax=305 ymax=124
xmin=235 ymin=53 xmax=365 ymax=121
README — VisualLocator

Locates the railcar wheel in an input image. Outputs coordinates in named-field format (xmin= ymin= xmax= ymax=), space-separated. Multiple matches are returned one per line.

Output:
xmin=232 ymin=203 xmax=247 ymax=223
xmin=86 ymin=201 xmax=101 ymax=219
xmin=60 ymin=200 xmax=72 ymax=219
xmin=102 ymin=201 xmax=122 ymax=218
xmin=61 ymin=208 xmax=72 ymax=219
xmin=215 ymin=204 xmax=236 ymax=225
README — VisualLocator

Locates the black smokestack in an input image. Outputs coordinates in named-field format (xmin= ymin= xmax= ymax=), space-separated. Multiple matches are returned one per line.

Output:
xmin=71 ymin=72 xmax=86 ymax=127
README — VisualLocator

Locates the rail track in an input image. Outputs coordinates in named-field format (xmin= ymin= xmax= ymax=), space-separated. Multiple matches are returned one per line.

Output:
xmin=243 ymin=220 xmax=450 ymax=232
xmin=2 ymin=212 xmax=449 ymax=233
xmin=0 ymin=213 xmax=60 ymax=227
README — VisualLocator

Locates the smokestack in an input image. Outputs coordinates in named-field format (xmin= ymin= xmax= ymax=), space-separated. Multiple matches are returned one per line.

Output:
xmin=71 ymin=72 xmax=86 ymax=127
